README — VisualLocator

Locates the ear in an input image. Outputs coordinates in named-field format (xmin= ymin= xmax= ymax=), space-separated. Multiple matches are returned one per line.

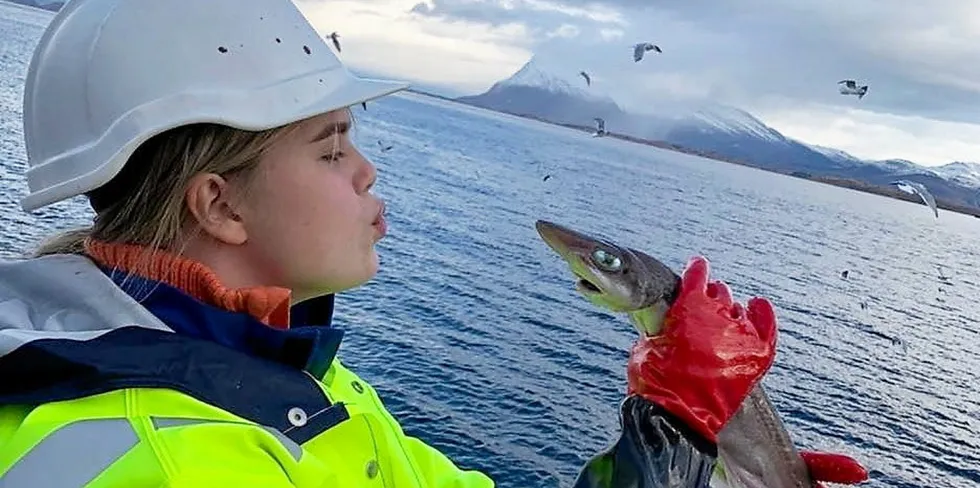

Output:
xmin=184 ymin=173 xmax=248 ymax=245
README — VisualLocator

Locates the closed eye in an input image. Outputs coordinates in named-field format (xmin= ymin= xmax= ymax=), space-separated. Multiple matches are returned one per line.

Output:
xmin=322 ymin=151 xmax=345 ymax=162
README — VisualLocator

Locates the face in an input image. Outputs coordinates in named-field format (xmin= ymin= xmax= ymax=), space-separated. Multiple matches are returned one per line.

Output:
xmin=237 ymin=109 xmax=386 ymax=301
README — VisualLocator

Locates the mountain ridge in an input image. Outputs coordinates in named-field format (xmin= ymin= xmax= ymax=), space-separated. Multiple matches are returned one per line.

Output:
xmin=9 ymin=0 xmax=977 ymax=214
xmin=452 ymin=56 xmax=980 ymax=216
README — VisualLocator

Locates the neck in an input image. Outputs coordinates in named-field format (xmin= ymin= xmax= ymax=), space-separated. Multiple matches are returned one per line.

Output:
xmin=83 ymin=238 xmax=293 ymax=329
xmin=178 ymin=236 xmax=276 ymax=293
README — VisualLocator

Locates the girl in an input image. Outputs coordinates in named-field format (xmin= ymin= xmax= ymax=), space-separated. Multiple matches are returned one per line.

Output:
xmin=0 ymin=0 xmax=867 ymax=486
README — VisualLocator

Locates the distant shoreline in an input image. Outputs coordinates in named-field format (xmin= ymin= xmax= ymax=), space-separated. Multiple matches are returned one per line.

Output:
xmin=1 ymin=0 xmax=974 ymax=218
xmin=405 ymin=88 xmax=980 ymax=219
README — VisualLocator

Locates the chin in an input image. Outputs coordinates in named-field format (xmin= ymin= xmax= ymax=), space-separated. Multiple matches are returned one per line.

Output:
xmin=337 ymin=261 xmax=382 ymax=293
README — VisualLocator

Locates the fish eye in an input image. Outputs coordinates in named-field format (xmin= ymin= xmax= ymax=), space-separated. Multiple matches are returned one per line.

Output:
xmin=590 ymin=249 xmax=622 ymax=271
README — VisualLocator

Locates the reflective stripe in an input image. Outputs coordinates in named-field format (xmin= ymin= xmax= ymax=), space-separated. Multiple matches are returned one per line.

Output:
xmin=151 ymin=417 xmax=303 ymax=462
xmin=0 ymin=418 xmax=138 ymax=488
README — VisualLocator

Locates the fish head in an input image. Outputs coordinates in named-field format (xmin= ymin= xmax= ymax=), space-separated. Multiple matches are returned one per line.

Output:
xmin=535 ymin=220 xmax=680 ymax=315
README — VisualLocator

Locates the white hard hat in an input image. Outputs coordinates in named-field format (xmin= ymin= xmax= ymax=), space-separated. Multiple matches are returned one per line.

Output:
xmin=20 ymin=0 xmax=409 ymax=211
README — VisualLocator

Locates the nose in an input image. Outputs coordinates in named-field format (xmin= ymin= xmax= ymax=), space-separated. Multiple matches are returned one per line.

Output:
xmin=356 ymin=152 xmax=378 ymax=194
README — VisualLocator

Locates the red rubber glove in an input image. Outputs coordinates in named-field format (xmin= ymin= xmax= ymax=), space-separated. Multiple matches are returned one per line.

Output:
xmin=801 ymin=450 xmax=869 ymax=486
xmin=626 ymin=256 xmax=778 ymax=444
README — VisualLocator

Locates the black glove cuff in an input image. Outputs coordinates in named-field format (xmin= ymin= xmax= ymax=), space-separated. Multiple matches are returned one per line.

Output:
xmin=571 ymin=395 xmax=717 ymax=488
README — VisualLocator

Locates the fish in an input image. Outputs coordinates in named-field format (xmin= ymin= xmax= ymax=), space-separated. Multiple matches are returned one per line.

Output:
xmin=890 ymin=179 xmax=938 ymax=218
xmin=534 ymin=219 xmax=813 ymax=488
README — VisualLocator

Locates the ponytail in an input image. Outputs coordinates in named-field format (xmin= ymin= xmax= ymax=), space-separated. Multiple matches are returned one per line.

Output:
xmin=31 ymin=227 xmax=94 ymax=257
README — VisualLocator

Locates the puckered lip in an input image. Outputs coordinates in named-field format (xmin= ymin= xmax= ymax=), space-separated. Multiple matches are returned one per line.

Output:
xmin=372 ymin=201 xmax=386 ymax=225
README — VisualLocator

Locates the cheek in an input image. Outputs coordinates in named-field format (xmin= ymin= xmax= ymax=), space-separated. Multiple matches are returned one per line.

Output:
xmin=247 ymin=172 xmax=358 ymax=252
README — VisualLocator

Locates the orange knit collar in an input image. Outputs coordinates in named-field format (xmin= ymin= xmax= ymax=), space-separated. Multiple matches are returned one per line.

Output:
xmin=84 ymin=239 xmax=292 ymax=329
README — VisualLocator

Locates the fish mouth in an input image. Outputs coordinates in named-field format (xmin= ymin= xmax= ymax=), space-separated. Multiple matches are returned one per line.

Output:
xmin=536 ymin=220 xmax=606 ymax=296
xmin=575 ymin=275 xmax=602 ymax=294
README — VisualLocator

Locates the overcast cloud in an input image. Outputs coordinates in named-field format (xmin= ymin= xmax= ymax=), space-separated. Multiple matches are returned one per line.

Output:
xmin=298 ymin=0 xmax=980 ymax=166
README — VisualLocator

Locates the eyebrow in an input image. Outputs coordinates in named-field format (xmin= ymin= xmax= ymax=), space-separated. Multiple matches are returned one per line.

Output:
xmin=310 ymin=120 xmax=351 ymax=143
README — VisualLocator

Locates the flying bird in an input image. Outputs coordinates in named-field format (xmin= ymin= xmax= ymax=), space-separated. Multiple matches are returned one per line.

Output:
xmin=327 ymin=31 xmax=341 ymax=52
xmin=361 ymin=101 xmax=367 ymax=110
xmin=838 ymin=79 xmax=869 ymax=99
xmin=579 ymin=71 xmax=591 ymax=86
xmin=592 ymin=117 xmax=607 ymax=137
xmin=891 ymin=179 xmax=938 ymax=218
xmin=378 ymin=140 xmax=393 ymax=152
xmin=633 ymin=42 xmax=662 ymax=62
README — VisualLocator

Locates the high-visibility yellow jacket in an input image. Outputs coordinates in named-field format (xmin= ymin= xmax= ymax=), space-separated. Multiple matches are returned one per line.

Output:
xmin=0 ymin=251 xmax=495 ymax=487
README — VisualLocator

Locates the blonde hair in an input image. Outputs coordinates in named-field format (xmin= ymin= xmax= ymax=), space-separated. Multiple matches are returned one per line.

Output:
xmin=32 ymin=122 xmax=296 ymax=259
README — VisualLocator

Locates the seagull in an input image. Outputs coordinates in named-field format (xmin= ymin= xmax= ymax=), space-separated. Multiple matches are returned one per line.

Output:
xmin=378 ymin=140 xmax=393 ymax=152
xmin=936 ymin=265 xmax=953 ymax=285
xmin=838 ymin=79 xmax=869 ymax=99
xmin=579 ymin=71 xmax=591 ymax=86
xmin=361 ymin=101 xmax=367 ymax=110
xmin=890 ymin=179 xmax=938 ymax=218
xmin=633 ymin=42 xmax=662 ymax=62
xmin=327 ymin=31 xmax=341 ymax=52
xmin=592 ymin=117 xmax=607 ymax=137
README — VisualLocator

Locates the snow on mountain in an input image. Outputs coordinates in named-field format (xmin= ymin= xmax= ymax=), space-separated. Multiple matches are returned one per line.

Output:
xmin=933 ymin=162 xmax=980 ymax=188
xmin=806 ymin=144 xmax=864 ymax=164
xmin=687 ymin=105 xmax=785 ymax=144
xmin=804 ymin=144 xmax=980 ymax=193
xmin=460 ymin=55 xmax=842 ymax=173
xmin=454 ymin=54 xmax=980 ymax=205
xmin=809 ymin=146 xmax=980 ymax=191
xmin=498 ymin=55 xmax=616 ymax=105
xmin=867 ymin=158 xmax=934 ymax=176
xmin=477 ymin=55 xmax=792 ymax=147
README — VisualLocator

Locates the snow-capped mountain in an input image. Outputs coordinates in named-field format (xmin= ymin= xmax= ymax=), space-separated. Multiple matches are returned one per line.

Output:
xmin=687 ymin=105 xmax=785 ymax=144
xmin=807 ymin=144 xmax=865 ymax=165
xmin=933 ymin=162 xmax=980 ymax=188
xmin=500 ymin=55 xmax=615 ymax=105
xmin=806 ymin=143 xmax=980 ymax=189
xmin=455 ymin=55 xmax=980 ymax=209
xmin=459 ymin=55 xmax=826 ymax=170
xmin=806 ymin=144 xmax=933 ymax=176
xmin=456 ymin=58 xmax=625 ymax=132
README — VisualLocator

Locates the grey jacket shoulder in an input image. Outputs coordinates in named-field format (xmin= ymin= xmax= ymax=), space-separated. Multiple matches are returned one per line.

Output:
xmin=0 ymin=254 xmax=170 ymax=356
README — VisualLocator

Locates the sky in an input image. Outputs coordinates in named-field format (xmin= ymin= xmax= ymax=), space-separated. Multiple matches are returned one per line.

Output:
xmin=295 ymin=0 xmax=980 ymax=166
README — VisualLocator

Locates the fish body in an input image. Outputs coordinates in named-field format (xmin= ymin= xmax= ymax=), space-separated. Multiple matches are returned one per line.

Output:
xmin=534 ymin=220 xmax=812 ymax=488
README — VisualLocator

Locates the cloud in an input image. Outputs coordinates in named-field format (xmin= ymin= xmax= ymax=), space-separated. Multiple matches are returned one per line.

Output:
xmin=545 ymin=23 xmax=580 ymax=39
xmin=598 ymin=28 xmax=623 ymax=41
xmin=297 ymin=0 xmax=980 ymax=166
xmin=296 ymin=0 xmax=534 ymax=94
xmin=762 ymin=103 xmax=980 ymax=165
